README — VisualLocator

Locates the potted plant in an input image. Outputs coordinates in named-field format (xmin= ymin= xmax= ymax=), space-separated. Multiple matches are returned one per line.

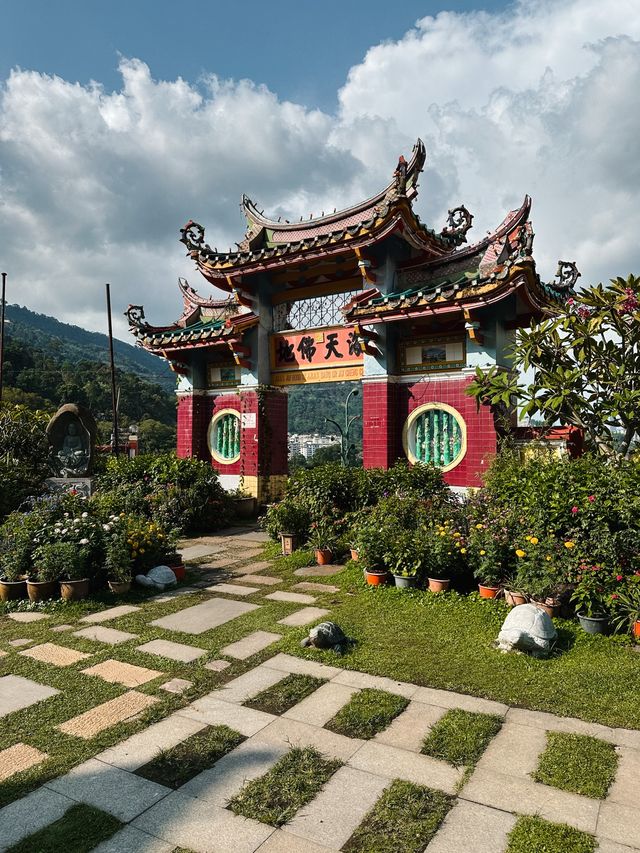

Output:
xmin=28 ymin=544 xmax=63 ymax=601
xmin=59 ymin=543 xmax=90 ymax=601
xmin=610 ymin=579 xmax=640 ymax=640
xmin=230 ymin=487 xmax=257 ymax=520
xmin=467 ymin=523 xmax=505 ymax=598
xmin=384 ymin=530 xmax=422 ymax=589
xmin=105 ymin=530 xmax=133 ymax=594
xmin=421 ymin=522 xmax=460 ymax=593
xmin=352 ymin=516 xmax=389 ymax=585
xmin=570 ymin=564 xmax=613 ymax=634
xmin=512 ymin=535 xmax=564 ymax=616
xmin=308 ymin=517 xmax=337 ymax=565
xmin=0 ymin=528 xmax=30 ymax=602
xmin=276 ymin=502 xmax=311 ymax=555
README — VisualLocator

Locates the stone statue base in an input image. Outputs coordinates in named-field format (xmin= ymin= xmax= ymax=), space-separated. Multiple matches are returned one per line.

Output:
xmin=46 ymin=477 xmax=94 ymax=498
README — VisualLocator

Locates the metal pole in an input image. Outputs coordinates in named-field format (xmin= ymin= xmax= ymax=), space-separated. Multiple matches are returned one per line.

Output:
xmin=0 ymin=272 xmax=6 ymax=405
xmin=105 ymin=283 xmax=119 ymax=456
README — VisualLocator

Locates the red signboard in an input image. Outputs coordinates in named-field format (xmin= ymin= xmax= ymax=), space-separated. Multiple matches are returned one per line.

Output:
xmin=271 ymin=326 xmax=364 ymax=373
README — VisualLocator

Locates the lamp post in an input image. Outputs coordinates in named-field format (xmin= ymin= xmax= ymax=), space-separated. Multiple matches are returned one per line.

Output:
xmin=325 ymin=387 xmax=361 ymax=466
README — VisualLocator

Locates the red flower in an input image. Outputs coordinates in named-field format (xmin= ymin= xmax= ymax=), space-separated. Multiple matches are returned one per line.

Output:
xmin=612 ymin=593 xmax=619 ymax=600
xmin=616 ymin=574 xmax=623 ymax=581
xmin=587 ymin=495 xmax=595 ymax=502
xmin=571 ymin=506 xmax=579 ymax=514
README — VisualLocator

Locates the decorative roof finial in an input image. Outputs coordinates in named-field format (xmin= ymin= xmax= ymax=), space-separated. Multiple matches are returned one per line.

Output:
xmin=441 ymin=206 xmax=474 ymax=246
xmin=125 ymin=305 xmax=148 ymax=330
xmin=180 ymin=221 xmax=206 ymax=252
xmin=553 ymin=261 xmax=581 ymax=291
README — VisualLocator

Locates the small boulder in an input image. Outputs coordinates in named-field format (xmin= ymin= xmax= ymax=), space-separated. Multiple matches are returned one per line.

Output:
xmin=497 ymin=603 xmax=557 ymax=657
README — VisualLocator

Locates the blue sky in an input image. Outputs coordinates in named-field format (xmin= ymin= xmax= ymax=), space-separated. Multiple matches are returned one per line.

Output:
xmin=1 ymin=0 xmax=506 ymax=111
xmin=0 ymin=0 xmax=638 ymax=339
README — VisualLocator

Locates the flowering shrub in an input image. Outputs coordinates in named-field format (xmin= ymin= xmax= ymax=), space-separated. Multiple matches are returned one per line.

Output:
xmin=569 ymin=564 xmax=624 ymax=618
xmin=510 ymin=533 xmax=569 ymax=601
xmin=124 ymin=516 xmax=175 ymax=573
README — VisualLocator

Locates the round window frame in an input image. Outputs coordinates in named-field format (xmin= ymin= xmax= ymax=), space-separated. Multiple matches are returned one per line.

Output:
xmin=208 ymin=408 xmax=241 ymax=465
xmin=402 ymin=402 xmax=467 ymax=472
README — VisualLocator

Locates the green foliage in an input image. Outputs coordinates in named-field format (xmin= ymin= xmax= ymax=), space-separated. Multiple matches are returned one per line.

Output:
xmin=0 ymin=405 xmax=50 ymax=520
xmin=325 ymin=688 xmax=409 ymax=739
xmin=229 ymin=747 xmax=342 ymax=827
xmin=244 ymin=674 xmax=327 ymax=716
xmin=506 ymin=816 xmax=596 ymax=853
xmin=569 ymin=565 xmax=621 ymax=618
xmin=533 ymin=732 xmax=618 ymax=799
xmin=467 ymin=274 xmax=640 ymax=459
xmin=31 ymin=541 xmax=79 ymax=582
xmin=610 ymin=576 xmax=640 ymax=634
xmin=343 ymin=780 xmax=454 ymax=853
xmin=104 ymin=526 xmax=133 ymax=581
xmin=421 ymin=709 xmax=503 ymax=767
xmin=261 ymin=500 xmax=311 ymax=539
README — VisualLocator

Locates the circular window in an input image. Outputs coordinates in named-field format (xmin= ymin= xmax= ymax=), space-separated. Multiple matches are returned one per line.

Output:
xmin=208 ymin=409 xmax=241 ymax=465
xmin=402 ymin=403 xmax=467 ymax=472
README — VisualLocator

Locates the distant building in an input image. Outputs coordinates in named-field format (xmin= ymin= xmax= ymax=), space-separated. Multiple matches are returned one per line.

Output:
xmin=289 ymin=433 xmax=339 ymax=460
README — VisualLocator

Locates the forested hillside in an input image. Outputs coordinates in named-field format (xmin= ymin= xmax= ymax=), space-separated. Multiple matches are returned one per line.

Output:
xmin=288 ymin=382 xmax=363 ymax=443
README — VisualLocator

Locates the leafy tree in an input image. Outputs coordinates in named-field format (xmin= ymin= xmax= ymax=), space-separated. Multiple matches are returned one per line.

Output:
xmin=467 ymin=274 xmax=640 ymax=459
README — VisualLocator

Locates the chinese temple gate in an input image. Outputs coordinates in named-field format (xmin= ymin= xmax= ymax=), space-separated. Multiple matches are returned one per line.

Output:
xmin=127 ymin=140 xmax=577 ymax=501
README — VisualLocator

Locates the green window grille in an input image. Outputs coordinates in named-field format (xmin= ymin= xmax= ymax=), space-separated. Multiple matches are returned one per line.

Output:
xmin=414 ymin=408 xmax=463 ymax=467
xmin=214 ymin=413 xmax=241 ymax=460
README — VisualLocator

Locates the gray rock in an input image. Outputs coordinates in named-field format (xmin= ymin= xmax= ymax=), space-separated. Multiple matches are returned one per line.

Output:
xmin=497 ymin=603 xmax=557 ymax=657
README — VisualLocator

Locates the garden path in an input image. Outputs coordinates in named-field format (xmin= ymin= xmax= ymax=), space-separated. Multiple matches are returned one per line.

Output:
xmin=0 ymin=529 xmax=638 ymax=852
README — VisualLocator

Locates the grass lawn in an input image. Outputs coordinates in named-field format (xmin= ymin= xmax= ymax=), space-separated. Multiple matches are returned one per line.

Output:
xmin=343 ymin=780 xmax=453 ymax=853
xmin=532 ymin=732 xmax=619 ymax=799
xmin=6 ymin=803 xmax=121 ymax=853
xmin=421 ymin=709 xmax=503 ymax=768
xmin=228 ymin=746 xmax=341 ymax=826
xmin=135 ymin=725 xmax=244 ymax=788
xmin=325 ymin=688 xmax=409 ymax=739
xmin=505 ymin=815 xmax=596 ymax=853
xmin=244 ymin=673 xmax=326 ymax=715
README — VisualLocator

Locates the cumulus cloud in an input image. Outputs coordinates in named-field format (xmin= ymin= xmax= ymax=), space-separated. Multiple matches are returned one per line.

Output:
xmin=0 ymin=0 xmax=639 ymax=339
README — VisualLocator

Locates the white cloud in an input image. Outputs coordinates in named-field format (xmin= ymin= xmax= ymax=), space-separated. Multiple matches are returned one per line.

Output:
xmin=1 ymin=1 xmax=639 ymax=341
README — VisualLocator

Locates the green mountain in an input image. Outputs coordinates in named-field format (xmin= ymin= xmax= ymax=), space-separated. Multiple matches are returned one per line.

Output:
xmin=4 ymin=304 xmax=174 ymax=390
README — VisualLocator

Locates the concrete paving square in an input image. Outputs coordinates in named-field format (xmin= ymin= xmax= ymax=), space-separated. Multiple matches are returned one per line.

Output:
xmin=597 ymin=802 xmax=640 ymax=849
xmin=73 ymin=625 xmax=138 ymax=645
xmin=294 ymin=564 xmax=344 ymax=577
xmin=265 ymin=590 xmax=317 ymax=604
xmin=0 ymin=743 xmax=48 ymax=782
xmin=0 ymin=675 xmax=59 ymax=718
xmin=255 ymin=830 xmax=334 ymax=852
xmin=283 ymin=681 xmax=357 ymax=727
xmin=204 ymin=582 xmax=260 ymax=596
xmin=332 ymin=670 xmax=420 ymax=699
xmin=277 ymin=607 xmax=330 ymax=627
xmin=425 ymin=800 xmax=517 ymax=853
xmin=7 ymin=612 xmax=48 ymax=623
xmin=136 ymin=639 xmax=207 ymax=662
xmin=475 ymin=722 xmax=547 ymax=777
xmin=46 ymin=757 xmax=170 ymax=822
xmin=81 ymin=658 xmax=164 ymax=687
xmin=239 ymin=574 xmax=282 ymax=585
xmin=79 ymin=605 xmax=140 ymax=624
xmin=132 ymin=789 xmax=274 ymax=853
xmin=180 ymin=543 xmax=219 ymax=561
xmin=8 ymin=639 xmax=33 ymax=647
xmin=286 ymin=765 xmax=388 ymax=850
xmin=200 ymin=557 xmax=242 ymax=569
xmin=220 ymin=630 xmax=282 ymax=660
xmin=91 ymin=825 xmax=174 ymax=853
xmin=151 ymin=597 xmax=259 ymax=635
xmin=208 ymin=665 xmax=287 ymax=704
xmin=262 ymin=652 xmax=342 ymax=680
xmin=178 ymin=697 xmax=275 ymax=736
xmin=159 ymin=678 xmax=193 ymax=694
xmin=253 ymin=716 xmax=364 ymax=762
xmin=607 ymin=746 xmax=640 ymax=807
xmin=293 ymin=582 xmax=339 ymax=593
xmin=414 ymin=685 xmax=509 ymax=716
xmin=95 ymin=714 xmax=205 ymax=771
xmin=374 ymin=701 xmax=447 ymax=752
xmin=348 ymin=740 xmax=463 ymax=794
xmin=50 ymin=624 xmax=74 ymax=633
xmin=20 ymin=642 xmax=92 ymax=667
xmin=58 ymin=690 xmax=158 ymax=739
xmin=0 ymin=787 xmax=74 ymax=852
xmin=204 ymin=659 xmax=231 ymax=672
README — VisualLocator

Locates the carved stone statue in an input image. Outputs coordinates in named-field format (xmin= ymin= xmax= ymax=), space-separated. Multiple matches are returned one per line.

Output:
xmin=47 ymin=404 xmax=97 ymax=478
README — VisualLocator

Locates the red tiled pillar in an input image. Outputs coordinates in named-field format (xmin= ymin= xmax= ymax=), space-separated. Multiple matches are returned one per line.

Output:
xmin=238 ymin=387 xmax=288 ymax=501
xmin=176 ymin=392 xmax=210 ymax=461
xmin=362 ymin=379 xmax=402 ymax=470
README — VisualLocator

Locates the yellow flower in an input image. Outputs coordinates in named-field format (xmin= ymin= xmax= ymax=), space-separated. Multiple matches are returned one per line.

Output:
xmin=515 ymin=549 xmax=526 ymax=558
xmin=564 ymin=541 xmax=575 ymax=549
xmin=140 ymin=548 xmax=145 ymax=554
xmin=546 ymin=556 xmax=552 ymax=561
xmin=460 ymin=547 xmax=467 ymax=554
xmin=530 ymin=536 xmax=539 ymax=545
xmin=475 ymin=524 xmax=484 ymax=529
xmin=439 ymin=531 xmax=446 ymax=537
xmin=480 ymin=549 xmax=486 ymax=555
xmin=453 ymin=532 xmax=461 ymax=538
xmin=132 ymin=550 xmax=138 ymax=558
xmin=525 ymin=536 xmax=532 ymax=542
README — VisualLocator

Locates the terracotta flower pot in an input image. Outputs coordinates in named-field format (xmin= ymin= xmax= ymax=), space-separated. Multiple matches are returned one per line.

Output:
xmin=315 ymin=548 xmax=333 ymax=566
xmin=364 ymin=569 xmax=388 ymax=586
xmin=478 ymin=583 xmax=500 ymax=599
xmin=504 ymin=590 xmax=527 ymax=607
xmin=0 ymin=578 xmax=27 ymax=602
xmin=170 ymin=565 xmax=186 ymax=582
xmin=535 ymin=599 xmax=560 ymax=619
xmin=108 ymin=580 xmax=131 ymax=595
xmin=428 ymin=578 xmax=451 ymax=593
xmin=280 ymin=533 xmax=299 ymax=556
xmin=26 ymin=579 xmax=59 ymax=602
xmin=350 ymin=549 xmax=359 ymax=562
xmin=60 ymin=578 xmax=90 ymax=601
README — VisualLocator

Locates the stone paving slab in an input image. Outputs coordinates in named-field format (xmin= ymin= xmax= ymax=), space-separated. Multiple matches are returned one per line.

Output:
xmin=505 ymin=706 xmax=618 ymax=744
xmin=262 ymin=652 xmax=343 ymax=680
xmin=20 ymin=642 xmax=92 ymax=667
xmin=349 ymin=740 xmax=462 ymax=794
xmin=208 ymin=664 xmax=287 ymax=704
xmin=204 ymin=659 xmax=231 ymax=672
xmin=50 ymin=624 xmax=74 ymax=632
xmin=286 ymin=765 xmax=389 ymax=850
xmin=256 ymin=830 xmax=334 ymax=852
xmin=0 ymin=674 xmax=59 ymax=718
xmin=91 ymin=825 xmax=174 ymax=853
xmin=148 ymin=588 xmax=198 ymax=602
xmin=294 ymin=564 xmax=343 ymax=577
xmin=425 ymin=800 xmax=517 ymax=853
xmin=0 ymin=743 xmax=48 ymax=782
xmin=460 ymin=767 xmax=600 ymax=833
xmin=95 ymin=714 xmax=205 ymax=771
xmin=332 ymin=670 xmax=420 ymax=699
xmin=58 ymin=690 xmax=158 ymax=739
xmin=239 ymin=574 xmax=282 ymax=585
xmin=0 ymin=787 xmax=74 ymax=853
xmin=181 ymin=738 xmax=288 ymax=806
xmin=284 ymin=681 xmax=357 ymax=727
xmin=204 ymin=582 xmax=260 ymax=596
xmin=475 ymin=722 xmax=547 ymax=777
xmin=180 ymin=543 xmax=220 ymax=561
xmin=200 ymin=557 xmax=242 ymax=569
xmin=597 ymin=841 xmax=640 ymax=853
xmin=277 ymin=607 xmax=330 ymax=627
xmin=598 ymin=802 xmax=640 ymax=849
xmin=607 ymin=746 xmax=640 ymax=807
xmin=293 ymin=582 xmax=339 ymax=593
xmin=8 ymin=611 xmax=48 ymax=623
xmin=0 ymin=650 xmax=6 ymax=657
xmin=73 ymin=625 xmax=138 ymax=645
xmin=151 ymin=597 xmax=259 ymax=635
xmin=178 ymin=697 xmax=275 ymax=736
xmin=46 ymin=757 xmax=170 ymax=822
xmin=8 ymin=638 xmax=33 ymax=647
xmin=220 ymin=630 xmax=282 ymax=660
xmin=136 ymin=639 xmax=207 ymax=662
xmin=265 ymin=590 xmax=317 ymax=604
xmin=414 ymin=685 xmax=509 ymax=716
xmin=374 ymin=701 xmax=447 ymax=752
xmin=81 ymin=658 xmax=164 ymax=687
xmin=159 ymin=678 xmax=193 ymax=694
xmin=133 ymin=790 xmax=275 ymax=852
xmin=80 ymin=605 xmax=140 ymax=624
xmin=254 ymin=716 xmax=364 ymax=762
